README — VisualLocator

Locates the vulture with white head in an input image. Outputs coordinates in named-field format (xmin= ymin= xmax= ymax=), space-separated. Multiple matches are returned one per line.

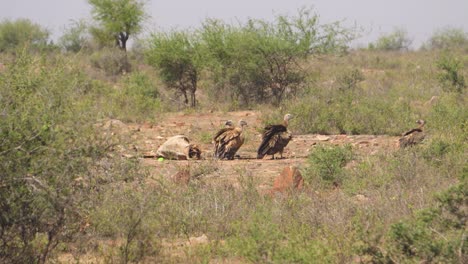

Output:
xmin=213 ymin=120 xmax=248 ymax=160
xmin=257 ymin=114 xmax=294 ymax=159
xmin=399 ymin=119 xmax=426 ymax=148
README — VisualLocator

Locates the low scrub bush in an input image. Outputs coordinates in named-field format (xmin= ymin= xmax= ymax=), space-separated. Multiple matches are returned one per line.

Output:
xmin=90 ymin=47 xmax=130 ymax=75
xmin=384 ymin=182 xmax=467 ymax=263
xmin=305 ymin=144 xmax=353 ymax=186
xmin=436 ymin=53 xmax=466 ymax=93
xmin=0 ymin=51 xmax=141 ymax=263
xmin=112 ymin=71 xmax=162 ymax=121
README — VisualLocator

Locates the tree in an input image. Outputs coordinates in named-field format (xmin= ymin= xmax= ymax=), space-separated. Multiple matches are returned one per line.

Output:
xmin=0 ymin=19 xmax=50 ymax=52
xmin=59 ymin=19 xmax=90 ymax=52
xmin=146 ymin=30 xmax=202 ymax=107
xmin=426 ymin=27 xmax=468 ymax=50
xmin=88 ymin=0 xmax=147 ymax=52
xmin=200 ymin=7 xmax=354 ymax=106
xmin=371 ymin=28 xmax=413 ymax=51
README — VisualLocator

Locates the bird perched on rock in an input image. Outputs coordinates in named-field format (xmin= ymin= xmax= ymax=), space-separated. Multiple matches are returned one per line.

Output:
xmin=399 ymin=119 xmax=426 ymax=148
xmin=213 ymin=120 xmax=248 ymax=160
xmin=257 ymin=114 xmax=294 ymax=159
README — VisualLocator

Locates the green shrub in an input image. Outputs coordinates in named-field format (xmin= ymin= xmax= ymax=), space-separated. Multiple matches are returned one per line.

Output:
xmin=305 ymin=144 xmax=353 ymax=186
xmin=385 ymin=182 xmax=466 ymax=263
xmin=59 ymin=19 xmax=90 ymax=53
xmin=91 ymin=185 xmax=162 ymax=263
xmin=0 ymin=18 xmax=50 ymax=52
xmin=199 ymin=8 xmax=354 ymax=107
xmin=91 ymin=47 xmax=130 ymax=75
xmin=146 ymin=30 xmax=202 ymax=107
xmin=427 ymin=27 xmax=468 ymax=50
xmin=371 ymin=28 xmax=412 ymax=51
xmin=436 ymin=53 xmax=466 ymax=93
xmin=0 ymin=51 xmax=139 ymax=263
xmin=110 ymin=71 xmax=162 ymax=121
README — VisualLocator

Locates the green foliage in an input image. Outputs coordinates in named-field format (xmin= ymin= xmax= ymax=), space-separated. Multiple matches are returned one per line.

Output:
xmin=0 ymin=18 xmax=50 ymax=52
xmin=200 ymin=7 xmax=354 ymax=106
xmin=305 ymin=144 xmax=353 ymax=186
xmin=88 ymin=0 xmax=147 ymax=51
xmin=92 ymin=185 xmax=161 ymax=263
xmin=336 ymin=68 xmax=365 ymax=92
xmin=427 ymin=27 xmax=468 ymax=50
xmin=385 ymin=182 xmax=466 ymax=263
xmin=0 ymin=51 xmax=138 ymax=263
xmin=146 ymin=30 xmax=202 ymax=107
xmin=226 ymin=207 xmax=333 ymax=263
xmin=90 ymin=47 xmax=130 ymax=75
xmin=113 ymin=71 xmax=161 ymax=121
xmin=59 ymin=19 xmax=90 ymax=53
xmin=436 ymin=53 xmax=466 ymax=93
xmin=371 ymin=28 xmax=412 ymax=51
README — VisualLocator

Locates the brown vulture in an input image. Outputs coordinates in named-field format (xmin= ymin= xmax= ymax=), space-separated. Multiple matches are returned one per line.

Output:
xmin=213 ymin=120 xmax=248 ymax=160
xmin=257 ymin=113 xmax=294 ymax=159
xmin=399 ymin=119 xmax=426 ymax=148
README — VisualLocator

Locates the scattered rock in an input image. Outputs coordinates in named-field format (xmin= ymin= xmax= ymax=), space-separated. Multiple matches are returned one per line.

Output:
xmin=143 ymin=151 xmax=157 ymax=158
xmin=171 ymin=168 xmax=191 ymax=185
xmin=188 ymin=234 xmax=209 ymax=245
xmin=271 ymin=166 xmax=304 ymax=194
xmin=316 ymin=135 xmax=330 ymax=141
xmin=425 ymin=95 xmax=439 ymax=106
xmin=355 ymin=194 xmax=370 ymax=203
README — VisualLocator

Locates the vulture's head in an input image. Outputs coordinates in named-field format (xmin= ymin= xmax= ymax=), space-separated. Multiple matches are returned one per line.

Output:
xmin=238 ymin=120 xmax=248 ymax=128
xmin=225 ymin=120 xmax=234 ymax=128
xmin=188 ymin=144 xmax=202 ymax=159
xmin=416 ymin=119 xmax=426 ymax=127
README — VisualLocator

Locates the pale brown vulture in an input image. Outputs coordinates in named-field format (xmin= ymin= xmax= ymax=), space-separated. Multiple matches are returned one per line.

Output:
xmin=213 ymin=120 xmax=248 ymax=160
xmin=399 ymin=119 xmax=426 ymax=148
xmin=257 ymin=114 xmax=294 ymax=159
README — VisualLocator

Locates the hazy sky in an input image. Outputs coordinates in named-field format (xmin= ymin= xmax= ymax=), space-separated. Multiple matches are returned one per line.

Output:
xmin=1 ymin=0 xmax=467 ymax=48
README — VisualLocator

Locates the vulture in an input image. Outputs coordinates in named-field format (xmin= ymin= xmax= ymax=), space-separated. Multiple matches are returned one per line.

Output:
xmin=257 ymin=114 xmax=294 ymax=159
xmin=399 ymin=119 xmax=426 ymax=148
xmin=213 ymin=120 xmax=248 ymax=160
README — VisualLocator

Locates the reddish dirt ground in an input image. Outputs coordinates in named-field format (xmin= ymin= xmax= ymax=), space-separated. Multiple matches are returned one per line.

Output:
xmin=110 ymin=111 xmax=400 ymax=191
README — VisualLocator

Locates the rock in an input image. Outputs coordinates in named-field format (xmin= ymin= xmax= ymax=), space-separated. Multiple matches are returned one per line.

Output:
xmin=271 ymin=166 xmax=304 ymax=194
xmin=188 ymin=234 xmax=209 ymax=245
xmin=171 ymin=168 xmax=191 ymax=185
xmin=355 ymin=194 xmax=370 ymax=203
xmin=316 ymin=135 xmax=330 ymax=141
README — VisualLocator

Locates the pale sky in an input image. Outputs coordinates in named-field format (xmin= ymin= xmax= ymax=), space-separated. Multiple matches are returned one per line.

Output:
xmin=1 ymin=0 xmax=467 ymax=48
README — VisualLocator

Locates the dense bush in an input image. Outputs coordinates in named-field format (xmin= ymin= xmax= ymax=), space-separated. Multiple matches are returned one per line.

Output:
xmin=200 ymin=8 xmax=353 ymax=107
xmin=59 ymin=20 xmax=91 ymax=53
xmin=426 ymin=27 xmax=468 ymax=50
xmin=436 ymin=53 xmax=466 ymax=93
xmin=370 ymin=28 xmax=412 ymax=51
xmin=0 ymin=19 xmax=50 ymax=52
xmin=146 ymin=30 xmax=202 ymax=107
xmin=0 ymin=51 xmax=140 ymax=263
xmin=90 ymin=47 xmax=130 ymax=75
xmin=305 ymin=144 xmax=353 ymax=186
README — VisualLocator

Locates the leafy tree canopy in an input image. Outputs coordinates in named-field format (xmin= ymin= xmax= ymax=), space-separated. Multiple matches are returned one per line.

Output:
xmin=88 ymin=0 xmax=147 ymax=51
xmin=0 ymin=18 xmax=50 ymax=52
